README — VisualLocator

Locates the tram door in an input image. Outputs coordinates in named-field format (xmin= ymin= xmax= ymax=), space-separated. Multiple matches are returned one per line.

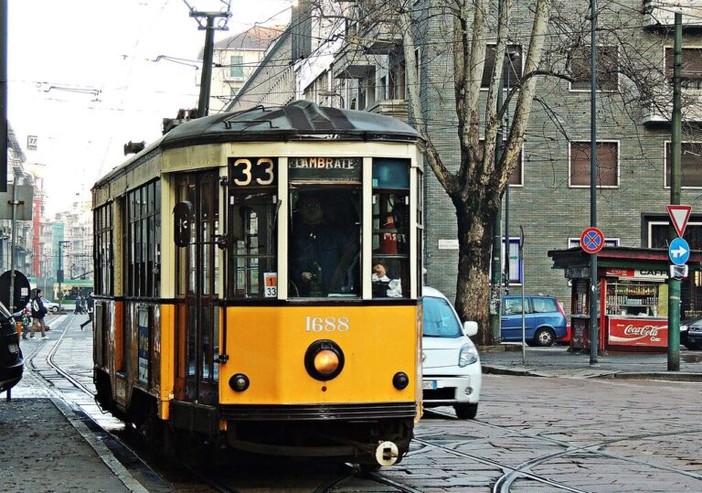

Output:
xmin=174 ymin=172 xmax=220 ymax=404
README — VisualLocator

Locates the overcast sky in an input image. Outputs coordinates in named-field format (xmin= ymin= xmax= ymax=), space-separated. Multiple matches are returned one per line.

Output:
xmin=7 ymin=0 xmax=290 ymax=215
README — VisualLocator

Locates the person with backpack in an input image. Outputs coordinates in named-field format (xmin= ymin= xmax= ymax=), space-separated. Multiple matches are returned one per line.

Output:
xmin=30 ymin=289 xmax=50 ymax=339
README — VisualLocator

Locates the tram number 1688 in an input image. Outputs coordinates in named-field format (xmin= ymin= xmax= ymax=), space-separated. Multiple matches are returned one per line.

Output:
xmin=305 ymin=316 xmax=350 ymax=333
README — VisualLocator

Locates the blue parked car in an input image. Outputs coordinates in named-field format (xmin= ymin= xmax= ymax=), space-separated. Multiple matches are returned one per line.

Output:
xmin=501 ymin=294 xmax=568 ymax=347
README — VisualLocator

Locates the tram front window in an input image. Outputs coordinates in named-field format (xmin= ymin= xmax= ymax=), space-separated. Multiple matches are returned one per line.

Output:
xmin=289 ymin=190 xmax=360 ymax=297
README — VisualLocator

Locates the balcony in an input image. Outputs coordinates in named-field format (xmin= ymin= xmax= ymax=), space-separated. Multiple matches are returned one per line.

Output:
xmin=361 ymin=20 xmax=402 ymax=54
xmin=332 ymin=45 xmax=376 ymax=79
xmin=644 ymin=0 xmax=702 ymax=28
xmin=366 ymin=100 xmax=409 ymax=122
xmin=642 ymin=88 xmax=702 ymax=124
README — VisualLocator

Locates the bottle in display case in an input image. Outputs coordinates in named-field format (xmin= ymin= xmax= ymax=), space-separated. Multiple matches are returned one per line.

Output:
xmin=605 ymin=281 xmax=659 ymax=316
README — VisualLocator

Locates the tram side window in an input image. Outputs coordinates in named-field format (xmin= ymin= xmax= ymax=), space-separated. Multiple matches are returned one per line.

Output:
xmin=289 ymin=189 xmax=361 ymax=297
xmin=372 ymin=159 xmax=410 ymax=298
xmin=126 ymin=181 xmax=161 ymax=298
xmin=94 ymin=204 xmax=113 ymax=296
xmin=228 ymin=157 xmax=278 ymax=298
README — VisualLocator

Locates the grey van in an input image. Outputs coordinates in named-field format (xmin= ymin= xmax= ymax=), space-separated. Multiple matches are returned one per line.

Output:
xmin=501 ymin=295 xmax=568 ymax=346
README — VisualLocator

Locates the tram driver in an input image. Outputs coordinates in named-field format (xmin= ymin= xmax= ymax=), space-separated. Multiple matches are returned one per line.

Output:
xmin=290 ymin=193 xmax=359 ymax=297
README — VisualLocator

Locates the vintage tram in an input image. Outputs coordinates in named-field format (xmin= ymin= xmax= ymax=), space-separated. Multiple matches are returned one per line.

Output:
xmin=92 ymin=101 xmax=425 ymax=467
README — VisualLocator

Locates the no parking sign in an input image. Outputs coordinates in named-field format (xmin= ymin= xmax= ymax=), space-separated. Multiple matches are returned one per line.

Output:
xmin=580 ymin=227 xmax=604 ymax=254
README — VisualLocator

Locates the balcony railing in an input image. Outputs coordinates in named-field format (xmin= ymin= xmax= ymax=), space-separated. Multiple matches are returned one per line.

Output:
xmin=642 ymin=88 xmax=702 ymax=124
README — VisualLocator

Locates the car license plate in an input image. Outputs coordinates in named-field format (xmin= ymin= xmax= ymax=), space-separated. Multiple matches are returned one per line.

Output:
xmin=422 ymin=380 xmax=436 ymax=390
xmin=8 ymin=343 xmax=19 ymax=354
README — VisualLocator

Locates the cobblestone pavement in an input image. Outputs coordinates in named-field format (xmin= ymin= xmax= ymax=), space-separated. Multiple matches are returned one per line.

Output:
xmin=3 ymin=314 xmax=702 ymax=492
xmin=0 ymin=314 xmax=142 ymax=493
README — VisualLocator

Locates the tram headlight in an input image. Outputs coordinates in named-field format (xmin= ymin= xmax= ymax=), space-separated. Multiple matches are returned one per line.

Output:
xmin=229 ymin=373 xmax=250 ymax=392
xmin=304 ymin=340 xmax=345 ymax=381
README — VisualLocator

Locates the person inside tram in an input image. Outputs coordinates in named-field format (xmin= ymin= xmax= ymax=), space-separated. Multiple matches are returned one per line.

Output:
xmin=290 ymin=193 xmax=359 ymax=296
xmin=371 ymin=262 xmax=402 ymax=298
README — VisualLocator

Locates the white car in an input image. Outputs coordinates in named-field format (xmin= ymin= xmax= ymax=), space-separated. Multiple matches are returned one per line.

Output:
xmin=26 ymin=297 xmax=60 ymax=314
xmin=422 ymin=287 xmax=482 ymax=419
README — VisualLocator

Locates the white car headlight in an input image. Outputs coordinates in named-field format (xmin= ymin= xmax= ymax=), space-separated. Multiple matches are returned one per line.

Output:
xmin=459 ymin=343 xmax=479 ymax=367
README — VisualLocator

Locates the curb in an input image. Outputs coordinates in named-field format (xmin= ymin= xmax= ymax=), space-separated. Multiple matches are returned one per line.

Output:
xmin=482 ymin=365 xmax=702 ymax=381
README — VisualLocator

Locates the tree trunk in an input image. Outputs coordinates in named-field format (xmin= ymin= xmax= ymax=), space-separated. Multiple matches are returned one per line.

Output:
xmin=454 ymin=200 xmax=494 ymax=346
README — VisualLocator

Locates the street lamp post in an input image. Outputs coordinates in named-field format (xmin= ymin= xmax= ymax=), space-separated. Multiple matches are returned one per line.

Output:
xmin=57 ymin=241 xmax=69 ymax=309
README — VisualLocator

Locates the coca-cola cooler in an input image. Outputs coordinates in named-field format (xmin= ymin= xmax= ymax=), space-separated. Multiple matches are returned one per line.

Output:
xmin=603 ymin=269 xmax=669 ymax=350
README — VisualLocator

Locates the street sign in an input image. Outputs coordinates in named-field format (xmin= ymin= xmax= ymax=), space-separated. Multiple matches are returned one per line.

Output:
xmin=667 ymin=204 xmax=692 ymax=238
xmin=669 ymin=237 xmax=690 ymax=265
xmin=580 ymin=227 xmax=605 ymax=254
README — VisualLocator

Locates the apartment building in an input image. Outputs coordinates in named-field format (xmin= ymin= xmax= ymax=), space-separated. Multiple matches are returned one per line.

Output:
xmin=207 ymin=25 xmax=284 ymax=113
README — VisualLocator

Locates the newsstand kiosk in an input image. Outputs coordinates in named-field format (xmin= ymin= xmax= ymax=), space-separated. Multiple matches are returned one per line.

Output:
xmin=548 ymin=246 xmax=702 ymax=352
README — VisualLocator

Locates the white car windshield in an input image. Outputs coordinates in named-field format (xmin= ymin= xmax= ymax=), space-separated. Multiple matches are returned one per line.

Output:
xmin=423 ymin=297 xmax=462 ymax=337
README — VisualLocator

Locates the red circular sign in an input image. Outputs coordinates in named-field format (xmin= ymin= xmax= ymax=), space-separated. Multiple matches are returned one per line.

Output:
xmin=580 ymin=227 xmax=604 ymax=254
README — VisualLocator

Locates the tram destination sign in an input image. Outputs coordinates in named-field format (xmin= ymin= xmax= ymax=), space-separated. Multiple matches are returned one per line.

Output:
xmin=289 ymin=157 xmax=362 ymax=182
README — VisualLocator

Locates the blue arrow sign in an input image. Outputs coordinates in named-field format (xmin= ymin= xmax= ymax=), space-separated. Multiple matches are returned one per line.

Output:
xmin=669 ymin=237 xmax=690 ymax=266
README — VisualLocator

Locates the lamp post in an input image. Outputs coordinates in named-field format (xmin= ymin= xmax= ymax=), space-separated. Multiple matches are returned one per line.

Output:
xmin=57 ymin=241 xmax=69 ymax=309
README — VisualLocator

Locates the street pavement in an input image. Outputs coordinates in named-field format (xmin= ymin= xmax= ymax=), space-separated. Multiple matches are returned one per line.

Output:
xmin=480 ymin=343 xmax=702 ymax=380
xmin=0 ymin=313 xmax=144 ymax=493
xmin=2 ymin=312 xmax=702 ymax=492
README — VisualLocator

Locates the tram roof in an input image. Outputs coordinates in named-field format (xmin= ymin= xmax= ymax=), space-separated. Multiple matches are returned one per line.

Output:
xmin=161 ymin=100 xmax=421 ymax=147
xmin=95 ymin=101 xmax=421 ymax=187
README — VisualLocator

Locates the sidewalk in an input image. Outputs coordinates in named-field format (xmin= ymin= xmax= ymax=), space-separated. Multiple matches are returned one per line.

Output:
xmin=0 ymin=314 xmax=146 ymax=493
xmin=480 ymin=344 xmax=702 ymax=380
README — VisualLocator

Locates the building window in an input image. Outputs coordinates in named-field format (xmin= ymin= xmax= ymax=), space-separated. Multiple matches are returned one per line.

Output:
xmin=568 ymin=237 xmax=620 ymax=249
xmin=569 ymin=141 xmax=619 ymax=187
xmin=388 ymin=55 xmax=406 ymax=100
xmin=665 ymin=142 xmax=702 ymax=188
xmin=481 ymin=44 xmax=523 ymax=88
xmin=508 ymin=150 xmax=523 ymax=186
xmin=570 ymin=45 xmax=619 ymax=91
xmin=502 ymin=237 xmax=522 ymax=285
xmin=229 ymin=55 xmax=244 ymax=80
xmin=665 ymin=47 xmax=702 ymax=89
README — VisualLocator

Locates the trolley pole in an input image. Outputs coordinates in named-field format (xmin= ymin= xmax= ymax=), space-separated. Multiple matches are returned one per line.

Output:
xmin=668 ymin=13 xmax=683 ymax=372
xmin=490 ymin=41 xmax=505 ymax=343
xmin=189 ymin=9 xmax=231 ymax=118
xmin=589 ymin=0 xmax=599 ymax=365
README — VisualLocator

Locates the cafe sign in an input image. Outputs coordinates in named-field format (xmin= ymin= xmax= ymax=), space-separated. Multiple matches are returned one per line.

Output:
xmin=604 ymin=268 xmax=667 ymax=280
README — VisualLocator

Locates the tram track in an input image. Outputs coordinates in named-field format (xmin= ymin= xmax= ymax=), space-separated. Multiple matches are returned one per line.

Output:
xmin=422 ymin=408 xmax=702 ymax=492
xmin=31 ymin=320 xmax=419 ymax=493
xmin=24 ymin=319 xmax=185 ymax=492
xmin=25 ymin=324 xmax=702 ymax=492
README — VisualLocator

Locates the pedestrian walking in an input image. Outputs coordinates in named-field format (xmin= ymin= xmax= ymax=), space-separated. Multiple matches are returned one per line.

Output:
xmin=80 ymin=293 xmax=94 ymax=330
xmin=30 ymin=289 xmax=50 ymax=339
xmin=74 ymin=295 xmax=83 ymax=314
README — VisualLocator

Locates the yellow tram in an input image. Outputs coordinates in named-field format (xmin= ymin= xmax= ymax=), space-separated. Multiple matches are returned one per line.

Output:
xmin=92 ymin=101 xmax=425 ymax=468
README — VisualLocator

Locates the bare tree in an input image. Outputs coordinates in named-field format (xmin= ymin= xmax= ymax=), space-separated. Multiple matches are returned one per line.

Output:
xmin=305 ymin=0 xmax=682 ymax=344
xmin=391 ymin=0 xmax=551 ymax=344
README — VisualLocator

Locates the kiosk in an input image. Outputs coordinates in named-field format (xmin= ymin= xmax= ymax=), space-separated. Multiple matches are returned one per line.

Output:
xmin=548 ymin=246 xmax=702 ymax=352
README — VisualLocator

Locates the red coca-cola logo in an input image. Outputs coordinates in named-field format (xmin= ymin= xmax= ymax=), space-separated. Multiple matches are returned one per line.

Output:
xmin=623 ymin=325 xmax=660 ymax=337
